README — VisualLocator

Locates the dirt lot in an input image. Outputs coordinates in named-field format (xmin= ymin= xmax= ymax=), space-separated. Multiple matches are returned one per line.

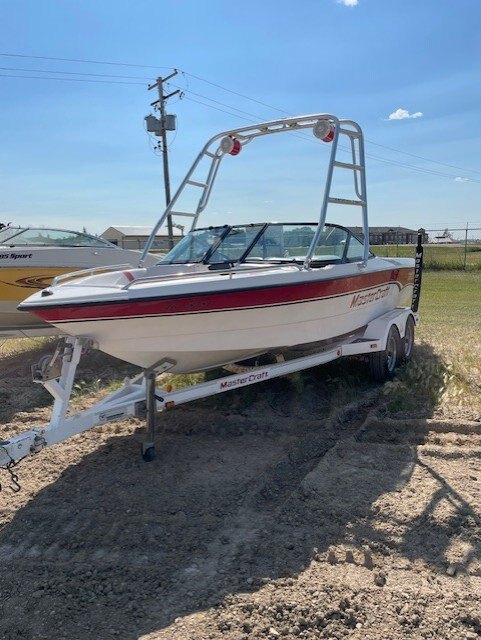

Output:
xmin=0 ymin=336 xmax=480 ymax=640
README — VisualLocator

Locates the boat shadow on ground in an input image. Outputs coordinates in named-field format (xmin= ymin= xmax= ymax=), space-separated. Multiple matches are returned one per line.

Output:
xmin=0 ymin=343 xmax=479 ymax=639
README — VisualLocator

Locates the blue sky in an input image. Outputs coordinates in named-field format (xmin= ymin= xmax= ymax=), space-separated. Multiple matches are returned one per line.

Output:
xmin=0 ymin=0 xmax=480 ymax=236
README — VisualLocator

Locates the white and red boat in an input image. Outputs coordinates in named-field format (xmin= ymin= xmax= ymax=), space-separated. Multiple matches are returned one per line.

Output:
xmin=19 ymin=114 xmax=415 ymax=373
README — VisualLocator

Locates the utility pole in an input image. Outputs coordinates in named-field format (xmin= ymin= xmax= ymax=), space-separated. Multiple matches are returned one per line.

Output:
xmin=146 ymin=71 xmax=180 ymax=250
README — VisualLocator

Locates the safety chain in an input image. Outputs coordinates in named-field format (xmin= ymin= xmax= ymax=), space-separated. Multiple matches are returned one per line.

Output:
xmin=0 ymin=446 xmax=21 ymax=493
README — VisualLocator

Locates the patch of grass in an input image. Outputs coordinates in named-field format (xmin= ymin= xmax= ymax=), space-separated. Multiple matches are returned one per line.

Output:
xmin=417 ymin=271 xmax=481 ymax=332
xmin=0 ymin=336 xmax=54 ymax=359
xmin=373 ymin=244 xmax=481 ymax=270
xmin=385 ymin=270 xmax=481 ymax=417
xmin=383 ymin=357 xmax=453 ymax=414
xmin=72 ymin=377 xmax=100 ymax=397
xmin=164 ymin=372 xmax=205 ymax=389
xmin=67 ymin=351 xmax=140 ymax=406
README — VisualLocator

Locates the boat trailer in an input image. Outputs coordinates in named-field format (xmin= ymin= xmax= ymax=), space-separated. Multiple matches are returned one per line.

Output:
xmin=0 ymin=307 xmax=418 ymax=489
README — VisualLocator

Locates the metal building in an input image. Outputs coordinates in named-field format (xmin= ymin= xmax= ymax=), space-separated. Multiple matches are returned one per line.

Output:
xmin=100 ymin=225 xmax=183 ymax=252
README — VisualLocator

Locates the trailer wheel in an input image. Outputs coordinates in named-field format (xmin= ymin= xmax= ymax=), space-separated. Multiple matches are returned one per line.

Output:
xmin=141 ymin=445 xmax=156 ymax=462
xmin=369 ymin=325 xmax=401 ymax=382
xmin=402 ymin=315 xmax=415 ymax=362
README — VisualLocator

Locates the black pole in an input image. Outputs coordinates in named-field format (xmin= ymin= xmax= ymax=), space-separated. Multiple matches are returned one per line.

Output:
xmin=411 ymin=231 xmax=424 ymax=312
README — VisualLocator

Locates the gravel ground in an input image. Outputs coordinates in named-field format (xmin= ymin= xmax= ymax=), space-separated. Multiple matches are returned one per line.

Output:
xmin=0 ymin=344 xmax=480 ymax=640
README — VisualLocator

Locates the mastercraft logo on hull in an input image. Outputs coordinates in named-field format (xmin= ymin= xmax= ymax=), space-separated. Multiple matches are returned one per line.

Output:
xmin=350 ymin=286 xmax=390 ymax=308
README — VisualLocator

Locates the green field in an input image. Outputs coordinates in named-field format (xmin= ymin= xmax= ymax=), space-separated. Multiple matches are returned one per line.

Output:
xmin=385 ymin=270 xmax=481 ymax=416
xmin=418 ymin=270 xmax=481 ymax=332
xmin=373 ymin=243 xmax=481 ymax=270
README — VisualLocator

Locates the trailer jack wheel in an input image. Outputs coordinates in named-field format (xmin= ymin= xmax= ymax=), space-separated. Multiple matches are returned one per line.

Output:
xmin=141 ymin=444 xmax=156 ymax=462
xmin=369 ymin=325 xmax=401 ymax=382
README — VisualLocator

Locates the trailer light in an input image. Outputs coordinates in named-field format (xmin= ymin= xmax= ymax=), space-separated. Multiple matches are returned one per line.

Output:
xmin=313 ymin=120 xmax=335 ymax=142
xmin=220 ymin=136 xmax=242 ymax=155
xmin=165 ymin=384 xmax=173 ymax=393
xmin=166 ymin=401 xmax=175 ymax=410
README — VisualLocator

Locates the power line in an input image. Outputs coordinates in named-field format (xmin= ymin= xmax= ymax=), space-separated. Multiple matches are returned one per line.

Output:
xmin=172 ymin=84 xmax=276 ymax=120
xmin=183 ymin=96 xmax=481 ymax=184
xmin=5 ymin=63 xmax=473 ymax=182
xmin=0 ymin=65 xmax=266 ymax=119
xmin=426 ymin=221 xmax=481 ymax=225
xmin=170 ymin=68 xmax=481 ymax=178
xmin=0 ymin=65 xmax=152 ymax=80
xmin=363 ymin=152 xmax=481 ymax=183
xmin=0 ymin=73 xmax=145 ymax=85
xmin=0 ymin=64 xmax=274 ymax=120
xmin=365 ymin=139 xmax=481 ymax=177
xmin=182 ymin=95 xmax=256 ymax=123
xmin=0 ymin=65 xmax=271 ymax=122
xmin=184 ymin=70 xmax=481 ymax=178
xmin=1 ymin=69 xmax=479 ymax=183
xmin=0 ymin=52 xmax=291 ymax=114
xmin=0 ymin=52 xmax=170 ymax=70
xmin=1 ymin=52 xmax=480 ymax=180
xmin=182 ymin=72 xmax=290 ymax=117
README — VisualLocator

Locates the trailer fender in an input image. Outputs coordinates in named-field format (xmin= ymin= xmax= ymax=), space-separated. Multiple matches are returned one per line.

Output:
xmin=362 ymin=308 xmax=416 ymax=351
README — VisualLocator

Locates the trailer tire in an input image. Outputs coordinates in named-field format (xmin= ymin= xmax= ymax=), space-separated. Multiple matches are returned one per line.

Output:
xmin=402 ymin=315 xmax=415 ymax=363
xmin=369 ymin=325 xmax=401 ymax=382
xmin=142 ymin=446 xmax=156 ymax=462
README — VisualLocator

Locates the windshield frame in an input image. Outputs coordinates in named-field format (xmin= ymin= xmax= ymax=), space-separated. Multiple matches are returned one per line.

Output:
xmin=0 ymin=227 xmax=24 ymax=244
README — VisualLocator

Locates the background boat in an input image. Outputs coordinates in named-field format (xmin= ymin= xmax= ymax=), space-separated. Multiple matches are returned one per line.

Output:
xmin=0 ymin=225 xmax=157 ymax=336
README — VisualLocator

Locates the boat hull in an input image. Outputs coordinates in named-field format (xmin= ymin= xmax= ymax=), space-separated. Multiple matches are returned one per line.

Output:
xmin=23 ymin=263 xmax=414 ymax=372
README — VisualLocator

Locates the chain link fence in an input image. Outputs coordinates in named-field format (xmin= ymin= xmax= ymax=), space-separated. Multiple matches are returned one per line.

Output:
xmin=372 ymin=226 xmax=481 ymax=270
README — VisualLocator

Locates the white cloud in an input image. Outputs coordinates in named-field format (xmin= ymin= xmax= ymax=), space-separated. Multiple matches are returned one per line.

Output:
xmin=388 ymin=108 xmax=423 ymax=120
xmin=337 ymin=0 xmax=358 ymax=6
xmin=454 ymin=177 xmax=469 ymax=183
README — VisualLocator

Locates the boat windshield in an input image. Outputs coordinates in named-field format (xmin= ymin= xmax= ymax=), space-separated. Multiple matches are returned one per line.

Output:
xmin=212 ymin=223 xmax=365 ymax=264
xmin=0 ymin=228 xmax=113 ymax=247
xmin=159 ymin=222 xmax=366 ymax=266
xmin=243 ymin=223 xmax=349 ymax=263
xmin=205 ymin=224 xmax=266 ymax=263
xmin=158 ymin=227 xmax=229 ymax=264
xmin=159 ymin=224 xmax=268 ymax=265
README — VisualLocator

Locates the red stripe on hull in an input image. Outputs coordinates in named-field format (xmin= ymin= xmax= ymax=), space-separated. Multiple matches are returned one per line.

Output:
xmin=29 ymin=268 xmax=414 ymax=323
